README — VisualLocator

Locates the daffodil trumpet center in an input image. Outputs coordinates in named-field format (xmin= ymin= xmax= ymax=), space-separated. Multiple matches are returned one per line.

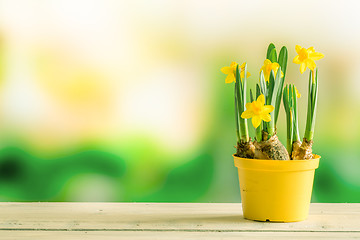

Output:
xmin=241 ymin=94 xmax=274 ymax=130
xmin=298 ymin=48 xmax=308 ymax=62
xmin=251 ymin=102 xmax=262 ymax=115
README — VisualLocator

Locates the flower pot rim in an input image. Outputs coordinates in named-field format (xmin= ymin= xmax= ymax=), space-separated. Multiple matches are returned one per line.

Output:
xmin=233 ymin=154 xmax=320 ymax=172
xmin=233 ymin=154 xmax=320 ymax=162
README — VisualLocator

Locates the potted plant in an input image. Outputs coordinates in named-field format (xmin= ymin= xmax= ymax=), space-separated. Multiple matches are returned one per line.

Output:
xmin=221 ymin=43 xmax=324 ymax=222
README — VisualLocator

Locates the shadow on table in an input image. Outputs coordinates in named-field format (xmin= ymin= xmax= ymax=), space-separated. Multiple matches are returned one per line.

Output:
xmin=131 ymin=214 xmax=251 ymax=225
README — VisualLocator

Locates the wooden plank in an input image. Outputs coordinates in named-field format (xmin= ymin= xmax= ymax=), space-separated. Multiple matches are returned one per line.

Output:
xmin=1 ymin=231 xmax=360 ymax=240
xmin=0 ymin=203 xmax=359 ymax=232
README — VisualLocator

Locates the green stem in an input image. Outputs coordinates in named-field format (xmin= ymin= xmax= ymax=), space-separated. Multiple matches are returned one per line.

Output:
xmin=264 ymin=68 xmax=282 ymax=138
xmin=256 ymin=123 xmax=262 ymax=142
xmin=235 ymin=64 xmax=249 ymax=143
xmin=267 ymin=123 xmax=275 ymax=137
xmin=286 ymin=109 xmax=294 ymax=154
xmin=304 ymin=130 xmax=314 ymax=141
xmin=239 ymin=118 xmax=249 ymax=142
xmin=304 ymin=69 xmax=318 ymax=141
xmin=283 ymin=84 xmax=294 ymax=154
xmin=234 ymin=84 xmax=240 ymax=143
xmin=292 ymin=86 xmax=300 ymax=142
xmin=293 ymin=123 xmax=300 ymax=142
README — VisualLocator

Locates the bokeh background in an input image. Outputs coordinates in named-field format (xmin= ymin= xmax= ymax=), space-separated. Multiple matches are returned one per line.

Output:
xmin=0 ymin=0 xmax=359 ymax=202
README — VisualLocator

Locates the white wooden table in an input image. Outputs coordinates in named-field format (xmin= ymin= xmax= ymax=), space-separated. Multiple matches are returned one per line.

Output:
xmin=0 ymin=203 xmax=359 ymax=239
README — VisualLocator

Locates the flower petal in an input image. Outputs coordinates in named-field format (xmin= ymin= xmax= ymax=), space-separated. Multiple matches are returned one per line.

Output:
xmin=257 ymin=94 xmax=265 ymax=105
xmin=263 ymin=105 xmax=274 ymax=114
xmin=300 ymin=62 xmax=306 ymax=74
xmin=251 ymin=115 xmax=262 ymax=128
xmin=241 ymin=109 xmax=253 ymax=119
xmin=246 ymin=72 xmax=251 ymax=78
xmin=295 ymin=86 xmax=301 ymax=98
xmin=261 ymin=113 xmax=271 ymax=122
xmin=225 ymin=74 xmax=235 ymax=83
xmin=309 ymin=52 xmax=324 ymax=61
xmin=295 ymin=45 xmax=302 ymax=54
xmin=230 ymin=62 xmax=238 ymax=68
xmin=293 ymin=55 xmax=301 ymax=64
xmin=264 ymin=59 xmax=271 ymax=65
xmin=245 ymin=102 xmax=252 ymax=109
xmin=264 ymin=72 xmax=270 ymax=82
xmin=272 ymin=62 xmax=280 ymax=68
xmin=307 ymin=47 xmax=315 ymax=53
xmin=306 ymin=59 xmax=316 ymax=71
xmin=240 ymin=71 xmax=244 ymax=79
xmin=221 ymin=66 xmax=232 ymax=74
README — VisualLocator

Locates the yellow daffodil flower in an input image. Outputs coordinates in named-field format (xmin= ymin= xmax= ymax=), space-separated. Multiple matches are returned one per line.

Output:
xmin=260 ymin=59 xmax=284 ymax=82
xmin=221 ymin=62 xmax=251 ymax=83
xmin=293 ymin=45 xmax=324 ymax=74
xmin=241 ymin=94 xmax=274 ymax=128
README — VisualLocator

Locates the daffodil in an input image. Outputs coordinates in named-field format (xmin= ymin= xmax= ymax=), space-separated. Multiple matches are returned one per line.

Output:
xmin=241 ymin=94 xmax=274 ymax=128
xmin=293 ymin=45 xmax=324 ymax=74
xmin=221 ymin=62 xmax=251 ymax=83
xmin=260 ymin=59 xmax=284 ymax=82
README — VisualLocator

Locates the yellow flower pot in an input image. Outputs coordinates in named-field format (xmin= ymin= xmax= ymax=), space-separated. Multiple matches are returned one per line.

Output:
xmin=233 ymin=154 xmax=320 ymax=222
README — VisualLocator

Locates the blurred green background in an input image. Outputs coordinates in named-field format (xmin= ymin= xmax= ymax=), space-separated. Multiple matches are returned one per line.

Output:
xmin=0 ymin=0 xmax=359 ymax=202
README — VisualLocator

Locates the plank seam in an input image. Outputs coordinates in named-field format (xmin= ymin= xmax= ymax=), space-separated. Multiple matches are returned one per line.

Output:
xmin=0 ymin=229 xmax=359 ymax=233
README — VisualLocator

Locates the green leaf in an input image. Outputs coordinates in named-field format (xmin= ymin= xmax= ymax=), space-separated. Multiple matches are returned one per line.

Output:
xmin=269 ymin=48 xmax=277 ymax=63
xmin=235 ymin=78 xmax=241 ymax=109
xmin=289 ymin=84 xmax=293 ymax=108
xmin=311 ymin=70 xmax=317 ymax=120
xmin=271 ymin=67 xmax=282 ymax=106
xmin=311 ymin=69 xmax=319 ymax=129
xmin=266 ymin=69 xmax=279 ymax=136
xmin=256 ymin=84 xmax=261 ymax=99
xmin=274 ymin=75 xmax=285 ymax=124
xmin=283 ymin=85 xmax=289 ymax=112
xmin=292 ymin=85 xmax=298 ymax=122
xmin=273 ymin=67 xmax=284 ymax=124
xmin=304 ymin=72 xmax=313 ymax=141
xmin=278 ymin=46 xmax=288 ymax=77
xmin=292 ymin=85 xmax=300 ymax=142
xmin=287 ymin=111 xmax=294 ymax=155
xmin=236 ymin=63 xmax=249 ymax=142
xmin=283 ymin=84 xmax=294 ymax=154
xmin=266 ymin=43 xmax=276 ymax=61
xmin=235 ymin=68 xmax=242 ymax=113
xmin=259 ymin=71 xmax=267 ymax=99
xmin=235 ymin=79 xmax=246 ymax=141
xmin=236 ymin=65 xmax=243 ymax=104
xmin=267 ymin=70 xmax=275 ymax=105
xmin=234 ymin=84 xmax=240 ymax=143
xmin=250 ymin=89 xmax=254 ymax=102
xmin=242 ymin=63 xmax=247 ymax=105
xmin=308 ymin=70 xmax=312 ymax=101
